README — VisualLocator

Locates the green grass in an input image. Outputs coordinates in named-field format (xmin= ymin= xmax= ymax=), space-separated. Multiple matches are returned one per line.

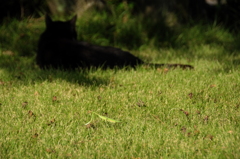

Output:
xmin=0 ymin=10 xmax=240 ymax=158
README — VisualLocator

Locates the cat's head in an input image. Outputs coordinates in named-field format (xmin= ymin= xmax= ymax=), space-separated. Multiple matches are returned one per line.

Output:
xmin=45 ymin=15 xmax=77 ymax=40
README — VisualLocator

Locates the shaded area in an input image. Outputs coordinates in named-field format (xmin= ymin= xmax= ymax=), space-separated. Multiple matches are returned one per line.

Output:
xmin=0 ymin=54 xmax=111 ymax=87
xmin=1 ymin=0 xmax=240 ymax=29
xmin=0 ymin=1 xmax=239 ymax=80
xmin=0 ymin=0 xmax=46 ymax=22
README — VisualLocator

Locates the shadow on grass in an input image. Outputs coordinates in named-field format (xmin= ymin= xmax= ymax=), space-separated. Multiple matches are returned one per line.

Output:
xmin=0 ymin=15 xmax=239 ymax=81
xmin=0 ymin=54 xmax=111 ymax=87
xmin=171 ymin=24 xmax=240 ymax=70
xmin=76 ymin=11 xmax=240 ymax=70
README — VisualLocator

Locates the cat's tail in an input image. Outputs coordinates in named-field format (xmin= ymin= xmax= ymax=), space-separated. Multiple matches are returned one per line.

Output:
xmin=144 ymin=63 xmax=194 ymax=70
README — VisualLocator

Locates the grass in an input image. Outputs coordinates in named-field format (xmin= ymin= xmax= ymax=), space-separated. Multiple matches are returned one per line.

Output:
xmin=0 ymin=9 xmax=240 ymax=158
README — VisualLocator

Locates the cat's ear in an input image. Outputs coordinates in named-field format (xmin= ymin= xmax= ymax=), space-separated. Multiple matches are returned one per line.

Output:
xmin=69 ymin=15 xmax=77 ymax=25
xmin=45 ymin=15 xmax=53 ymax=28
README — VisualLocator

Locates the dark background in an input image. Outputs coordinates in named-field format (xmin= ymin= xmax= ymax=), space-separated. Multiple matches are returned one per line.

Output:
xmin=1 ymin=0 xmax=240 ymax=31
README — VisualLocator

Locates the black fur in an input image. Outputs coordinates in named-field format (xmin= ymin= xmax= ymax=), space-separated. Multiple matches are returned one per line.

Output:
xmin=37 ymin=15 xmax=193 ymax=70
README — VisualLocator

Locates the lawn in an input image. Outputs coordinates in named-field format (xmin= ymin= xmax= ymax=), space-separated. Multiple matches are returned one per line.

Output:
xmin=0 ymin=11 xmax=240 ymax=158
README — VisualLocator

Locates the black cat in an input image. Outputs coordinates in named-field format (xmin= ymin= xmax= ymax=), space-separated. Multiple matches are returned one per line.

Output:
xmin=37 ymin=15 xmax=193 ymax=70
